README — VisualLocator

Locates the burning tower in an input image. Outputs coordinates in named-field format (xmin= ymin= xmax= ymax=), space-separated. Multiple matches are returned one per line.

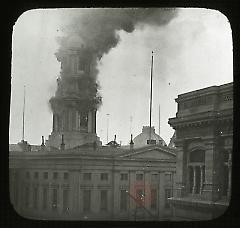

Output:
xmin=45 ymin=8 xmax=178 ymax=149
xmin=46 ymin=37 xmax=102 ymax=149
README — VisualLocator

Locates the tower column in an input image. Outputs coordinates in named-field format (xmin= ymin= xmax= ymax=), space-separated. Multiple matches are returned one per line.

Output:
xmin=93 ymin=110 xmax=96 ymax=133
xmin=76 ymin=111 xmax=80 ymax=131
xmin=192 ymin=166 xmax=196 ymax=194
xmin=200 ymin=165 xmax=204 ymax=194
xmin=87 ymin=111 xmax=93 ymax=133
xmin=53 ymin=115 xmax=55 ymax=132
xmin=68 ymin=109 xmax=72 ymax=131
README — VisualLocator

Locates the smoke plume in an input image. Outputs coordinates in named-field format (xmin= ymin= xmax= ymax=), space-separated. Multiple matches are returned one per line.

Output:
xmin=51 ymin=8 xmax=178 ymax=112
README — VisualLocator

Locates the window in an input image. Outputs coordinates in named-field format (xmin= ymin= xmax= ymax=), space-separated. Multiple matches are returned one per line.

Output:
xmin=83 ymin=190 xmax=91 ymax=212
xmin=188 ymin=166 xmax=205 ymax=194
xmin=147 ymin=139 xmax=156 ymax=145
xmin=63 ymin=189 xmax=69 ymax=212
xmin=136 ymin=189 xmax=144 ymax=208
xmin=26 ymin=171 xmax=30 ymax=179
xmin=80 ymin=112 xmax=88 ymax=129
xmin=120 ymin=173 xmax=128 ymax=181
xmin=64 ymin=172 xmax=69 ymax=180
xmin=83 ymin=173 xmax=91 ymax=181
xmin=42 ymin=188 xmax=48 ymax=209
xmin=52 ymin=189 xmax=57 ymax=210
xmin=165 ymin=173 xmax=172 ymax=182
xmin=33 ymin=187 xmax=38 ymax=209
xmin=165 ymin=189 xmax=172 ymax=208
xmin=100 ymin=190 xmax=108 ymax=211
xmin=43 ymin=172 xmax=48 ymax=179
xmin=70 ymin=55 xmax=78 ymax=74
xmin=100 ymin=173 xmax=108 ymax=181
xmin=136 ymin=173 xmax=143 ymax=181
xmin=120 ymin=190 xmax=128 ymax=211
xmin=34 ymin=172 xmax=38 ymax=179
xmin=25 ymin=186 xmax=30 ymax=208
xmin=223 ymin=150 xmax=229 ymax=163
xmin=150 ymin=189 xmax=157 ymax=210
xmin=53 ymin=172 xmax=58 ymax=179
xmin=188 ymin=150 xmax=205 ymax=194
xmin=151 ymin=173 xmax=158 ymax=182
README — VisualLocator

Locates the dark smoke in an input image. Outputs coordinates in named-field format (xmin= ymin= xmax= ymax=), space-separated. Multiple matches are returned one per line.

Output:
xmin=51 ymin=8 xmax=178 ymax=112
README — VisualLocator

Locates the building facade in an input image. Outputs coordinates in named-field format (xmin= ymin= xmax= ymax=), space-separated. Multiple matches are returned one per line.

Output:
xmin=168 ymin=82 xmax=233 ymax=220
xmin=9 ymin=143 xmax=176 ymax=220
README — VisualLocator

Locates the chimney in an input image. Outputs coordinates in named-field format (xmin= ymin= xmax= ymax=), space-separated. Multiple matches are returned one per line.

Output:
xmin=60 ymin=134 xmax=65 ymax=150
xmin=114 ymin=135 xmax=116 ymax=143
xmin=130 ymin=134 xmax=134 ymax=150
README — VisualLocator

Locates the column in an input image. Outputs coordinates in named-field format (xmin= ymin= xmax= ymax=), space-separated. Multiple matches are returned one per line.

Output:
xmin=59 ymin=115 xmax=63 ymax=131
xmin=76 ymin=111 xmax=79 ymax=131
xmin=53 ymin=115 xmax=55 ymax=132
xmin=76 ymin=111 xmax=80 ymax=131
xmin=47 ymin=186 xmax=51 ymax=213
xmin=158 ymin=172 xmax=165 ymax=219
xmin=72 ymin=110 xmax=76 ymax=131
xmin=202 ymin=141 xmax=216 ymax=200
xmin=71 ymin=171 xmax=80 ymax=215
xmin=144 ymin=172 xmax=150 ymax=211
xmin=88 ymin=111 xmax=93 ymax=133
xmin=111 ymin=166 xmax=118 ymax=220
xmin=38 ymin=186 xmax=43 ymax=213
xmin=227 ymin=150 xmax=232 ymax=199
xmin=200 ymin=166 xmax=204 ymax=194
xmin=144 ymin=171 xmax=150 ymax=219
xmin=58 ymin=187 xmax=63 ymax=214
xmin=55 ymin=115 xmax=58 ymax=132
xmin=68 ymin=110 xmax=72 ymax=131
xmin=129 ymin=170 xmax=135 ymax=220
xmin=174 ymin=139 xmax=185 ymax=198
xmin=65 ymin=111 xmax=69 ymax=131
xmin=92 ymin=110 xmax=96 ymax=133
xmin=192 ymin=166 xmax=196 ymax=194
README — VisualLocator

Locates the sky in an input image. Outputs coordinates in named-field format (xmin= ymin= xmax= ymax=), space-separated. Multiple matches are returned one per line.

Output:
xmin=10 ymin=8 xmax=233 ymax=146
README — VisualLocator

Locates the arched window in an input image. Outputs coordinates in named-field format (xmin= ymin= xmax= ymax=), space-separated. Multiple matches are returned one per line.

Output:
xmin=189 ymin=150 xmax=205 ymax=163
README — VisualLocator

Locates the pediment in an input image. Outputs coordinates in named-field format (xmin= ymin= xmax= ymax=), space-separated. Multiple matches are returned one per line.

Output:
xmin=119 ymin=147 xmax=176 ymax=160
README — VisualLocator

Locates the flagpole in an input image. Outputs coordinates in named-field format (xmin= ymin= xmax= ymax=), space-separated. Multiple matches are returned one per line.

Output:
xmin=22 ymin=85 xmax=26 ymax=141
xmin=149 ymin=51 xmax=154 ymax=143
xmin=159 ymin=104 xmax=160 ymax=136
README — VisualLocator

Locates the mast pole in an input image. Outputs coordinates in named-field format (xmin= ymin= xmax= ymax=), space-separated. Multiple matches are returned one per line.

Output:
xmin=22 ymin=85 xmax=26 ymax=141
xmin=149 ymin=51 xmax=154 ymax=143
xmin=159 ymin=104 xmax=160 ymax=136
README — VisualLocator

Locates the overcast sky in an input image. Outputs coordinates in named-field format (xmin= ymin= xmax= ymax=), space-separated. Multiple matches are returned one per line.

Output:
xmin=10 ymin=8 xmax=233 ymax=146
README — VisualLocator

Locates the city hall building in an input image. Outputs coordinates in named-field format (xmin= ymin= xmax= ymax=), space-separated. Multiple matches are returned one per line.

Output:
xmin=9 ymin=40 xmax=177 ymax=221
xmin=9 ymin=141 xmax=176 ymax=221
xmin=168 ymin=82 xmax=233 ymax=220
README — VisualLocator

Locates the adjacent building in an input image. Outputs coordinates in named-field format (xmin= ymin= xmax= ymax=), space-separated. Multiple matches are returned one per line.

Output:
xmin=168 ymin=82 xmax=233 ymax=220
